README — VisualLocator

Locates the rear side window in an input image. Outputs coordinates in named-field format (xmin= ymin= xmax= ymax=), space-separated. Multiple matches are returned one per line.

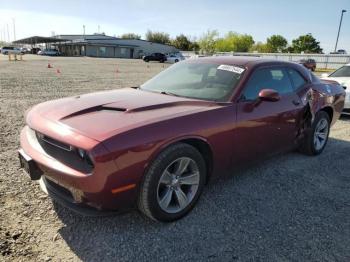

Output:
xmin=242 ymin=67 xmax=293 ymax=100
xmin=287 ymin=68 xmax=307 ymax=89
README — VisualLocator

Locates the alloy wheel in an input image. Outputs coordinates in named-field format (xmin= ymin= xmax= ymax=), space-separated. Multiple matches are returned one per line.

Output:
xmin=313 ymin=118 xmax=329 ymax=151
xmin=157 ymin=157 xmax=200 ymax=213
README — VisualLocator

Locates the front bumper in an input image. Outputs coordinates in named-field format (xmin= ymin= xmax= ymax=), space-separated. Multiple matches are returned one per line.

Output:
xmin=40 ymin=177 xmax=123 ymax=216
xmin=19 ymin=125 xmax=138 ymax=213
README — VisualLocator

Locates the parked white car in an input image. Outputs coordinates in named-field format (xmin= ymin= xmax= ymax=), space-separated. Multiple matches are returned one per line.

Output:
xmin=38 ymin=49 xmax=60 ymax=56
xmin=322 ymin=63 xmax=350 ymax=114
xmin=1 ymin=46 xmax=24 ymax=55
xmin=166 ymin=53 xmax=185 ymax=63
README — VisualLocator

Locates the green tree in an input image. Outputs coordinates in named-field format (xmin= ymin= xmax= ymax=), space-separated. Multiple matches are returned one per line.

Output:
xmin=266 ymin=35 xmax=288 ymax=52
xmin=291 ymin=34 xmax=323 ymax=53
xmin=250 ymin=42 xmax=272 ymax=53
xmin=172 ymin=34 xmax=192 ymax=50
xmin=145 ymin=30 xmax=170 ymax=44
xmin=198 ymin=30 xmax=219 ymax=54
xmin=189 ymin=41 xmax=200 ymax=52
xmin=215 ymin=32 xmax=254 ymax=52
xmin=120 ymin=33 xmax=141 ymax=39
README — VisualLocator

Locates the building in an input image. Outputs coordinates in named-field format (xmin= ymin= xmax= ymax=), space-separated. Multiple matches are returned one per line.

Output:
xmin=55 ymin=34 xmax=178 ymax=58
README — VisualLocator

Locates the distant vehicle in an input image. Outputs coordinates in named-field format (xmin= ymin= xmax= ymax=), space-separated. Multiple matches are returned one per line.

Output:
xmin=321 ymin=63 xmax=350 ymax=114
xmin=38 ymin=49 xmax=60 ymax=56
xmin=31 ymin=48 xmax=41 ymax=54
xmin=1 ymin=46 xmax=24 ymax=55
xmin=20 ymin=47 xmax=31 ymax=54
xmin=166 ymin=53 xmax=185 ymax=63
xmin=299 ymin=59 xmax=316 ymax=71
xmin=143 ymin=53 xmax=167 ymax=63
xmin=330 ymin=49 xmax=347 ymax=55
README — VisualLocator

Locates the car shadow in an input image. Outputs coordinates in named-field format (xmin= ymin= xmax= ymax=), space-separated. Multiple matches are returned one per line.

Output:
xmin=54 ymin=136 xmax=350 ymax=261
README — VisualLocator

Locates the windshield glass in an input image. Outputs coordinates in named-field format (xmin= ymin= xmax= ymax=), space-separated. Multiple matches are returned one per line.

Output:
xmin=140 ymin=62 xmax=244 ymax=101
xmin=329 ymin=66 xmax=350 ymax=77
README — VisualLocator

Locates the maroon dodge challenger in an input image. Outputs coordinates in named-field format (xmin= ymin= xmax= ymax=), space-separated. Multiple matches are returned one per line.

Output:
xmin=19 ymin=57 xmax=345 ymax=221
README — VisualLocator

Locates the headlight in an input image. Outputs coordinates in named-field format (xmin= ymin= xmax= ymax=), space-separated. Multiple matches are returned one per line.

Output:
xmin=77 ymin=148 xmax=85 ymax=158
xmin=76 ymin=148 xmax=94 ymax=167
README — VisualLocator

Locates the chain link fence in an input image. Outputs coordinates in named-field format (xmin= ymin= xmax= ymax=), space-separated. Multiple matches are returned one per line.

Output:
xmin=181 ymin=51 xmax=350 ymax=70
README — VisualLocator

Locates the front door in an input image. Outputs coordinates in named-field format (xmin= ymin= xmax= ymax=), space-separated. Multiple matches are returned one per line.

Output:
xmin=232 ymin=66 xmax=303 ymax=165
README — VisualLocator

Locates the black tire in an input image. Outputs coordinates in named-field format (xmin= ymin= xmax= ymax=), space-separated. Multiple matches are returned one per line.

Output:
xmin=144 ymin=58 xmax=149 ymax=62
xmin=160 ymin=59 xmax=165 ymax=63
xmin=299 ymin=111 xmax=330 ymax=155
xmin=138 ymin=143 xmax=206 ymax=222
xmin=175 ymin=59 xmax=179 ymax=63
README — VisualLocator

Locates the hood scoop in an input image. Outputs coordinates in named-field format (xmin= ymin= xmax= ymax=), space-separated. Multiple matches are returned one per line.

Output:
xmin=61 ymin=105 xmax=126 ymax=120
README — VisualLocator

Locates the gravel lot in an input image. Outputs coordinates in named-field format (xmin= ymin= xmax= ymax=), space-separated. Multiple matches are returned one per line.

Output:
xmin=1 ymin=55 xmax=350 ymax=262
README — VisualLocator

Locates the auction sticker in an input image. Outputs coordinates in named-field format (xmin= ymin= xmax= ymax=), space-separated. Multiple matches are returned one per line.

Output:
xmin=217 ymin=65 xmax=245 ymax=74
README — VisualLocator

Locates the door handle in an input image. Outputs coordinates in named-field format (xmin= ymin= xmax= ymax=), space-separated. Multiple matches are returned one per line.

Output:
xmin=292 ymin=100 xmax=300 ymax=106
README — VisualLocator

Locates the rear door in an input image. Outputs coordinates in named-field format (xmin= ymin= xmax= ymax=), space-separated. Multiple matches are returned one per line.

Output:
xmin=232 ymin=66 xmax=304 ymax=164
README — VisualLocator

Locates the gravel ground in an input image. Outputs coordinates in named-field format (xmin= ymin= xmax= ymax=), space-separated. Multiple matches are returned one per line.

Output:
xmin=0 ymin=55 xmax=349 ymax=262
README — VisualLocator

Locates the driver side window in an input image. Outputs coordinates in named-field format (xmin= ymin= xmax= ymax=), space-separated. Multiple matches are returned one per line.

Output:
xmin=242 ymin=67 xmax=294 ymax=100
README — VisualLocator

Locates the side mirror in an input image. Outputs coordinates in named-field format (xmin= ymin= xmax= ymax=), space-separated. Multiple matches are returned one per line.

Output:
xmin=258 ymin=89 xmax=280 ymax=102
xmin=321 ymin=73 xmax=329 ymax=78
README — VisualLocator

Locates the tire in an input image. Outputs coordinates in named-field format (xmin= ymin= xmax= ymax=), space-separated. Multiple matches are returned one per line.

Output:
xmin=138 ymin=143 xmax=206 ymax=222
xmin=144 ymin=59 xmax=149 ymax=62
xmin=299 ymin=111 xmax=330 ymax=155
xmin=175 ymin=59 xmax=179 ymax=63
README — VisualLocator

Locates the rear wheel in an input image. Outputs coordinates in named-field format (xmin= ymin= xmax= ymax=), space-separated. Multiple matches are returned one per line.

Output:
xmin=138 ymin=143 xmax=206 ymax=222
xmin=175 ymin=59 xmax=179 ymax=63
xmin=299 ymin=111 xmax=330 ymax=155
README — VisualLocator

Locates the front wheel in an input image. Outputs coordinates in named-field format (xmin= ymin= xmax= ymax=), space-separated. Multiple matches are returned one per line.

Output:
xmin=138 ymin=143 xmax=206 ymax=222
xmin=299 ymin=111 xmax=330 ymax=155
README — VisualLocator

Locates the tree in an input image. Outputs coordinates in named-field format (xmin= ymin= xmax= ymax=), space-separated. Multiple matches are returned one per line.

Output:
xmin=198 ymin=30 xmax=219 ymax=54
xmin=266 ymin=35 xmax=288 ymax=52
xmin=120 ymin=33 xmax=141 ymax=39
xmin=171 ymin=34 xmax=192 ymax=50
xmin=145 ymin=30 xmax=170 ymax=45
xmin=291 ymin=34 xmax=323 ymax=53
xmin=215 ymin=32 xmax=254 ymax=52
xmin=250 ymin=42 xmax=272 ymax=53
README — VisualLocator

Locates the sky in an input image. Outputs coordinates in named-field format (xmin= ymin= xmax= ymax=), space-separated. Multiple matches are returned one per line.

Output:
xmin=0 ymin=0 xmax=349 ymax=53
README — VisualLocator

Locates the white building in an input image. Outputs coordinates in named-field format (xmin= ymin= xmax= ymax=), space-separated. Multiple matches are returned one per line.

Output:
xmin=55 ymin=34 xmax=178 ymax=58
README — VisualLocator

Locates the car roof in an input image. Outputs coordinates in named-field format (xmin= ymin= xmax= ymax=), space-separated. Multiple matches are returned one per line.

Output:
xmin=191 ymin=56 xmax=291 ymax=67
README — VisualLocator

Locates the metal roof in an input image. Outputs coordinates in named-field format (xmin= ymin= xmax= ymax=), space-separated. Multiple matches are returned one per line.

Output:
xmin=13 ymin=36 xmax=69 ymax=44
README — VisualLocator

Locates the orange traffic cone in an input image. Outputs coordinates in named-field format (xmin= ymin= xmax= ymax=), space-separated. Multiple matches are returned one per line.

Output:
xmin=48 ymin=63 xmax=52 ymax=68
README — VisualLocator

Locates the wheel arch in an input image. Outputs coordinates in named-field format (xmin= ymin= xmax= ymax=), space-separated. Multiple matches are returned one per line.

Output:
xmin=319 ymin=106 xmax=334 ymax=123
xmin=145 ymin=136 xmax=214 ymax=184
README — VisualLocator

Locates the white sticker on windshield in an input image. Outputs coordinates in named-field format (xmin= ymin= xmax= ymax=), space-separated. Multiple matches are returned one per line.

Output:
xmin=217 ymin=64 xmax=245 ymax=74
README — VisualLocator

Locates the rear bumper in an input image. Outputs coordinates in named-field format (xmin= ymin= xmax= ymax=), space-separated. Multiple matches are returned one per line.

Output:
xmin=344 ymin=92 xmax=350 ymax=109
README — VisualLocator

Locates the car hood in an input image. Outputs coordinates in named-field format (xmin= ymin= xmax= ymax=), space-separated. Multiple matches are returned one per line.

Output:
xmin=322 ymin=77 xmax=350 ymax=90
xmin=27 ymin=88 xmax=220 ymax=142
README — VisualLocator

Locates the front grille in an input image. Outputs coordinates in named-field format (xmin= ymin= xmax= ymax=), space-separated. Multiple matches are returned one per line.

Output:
xmin=38 ymin=133 xmax=72 ymax=151
xmin=35 ymin=131 xmax=93 ymax=173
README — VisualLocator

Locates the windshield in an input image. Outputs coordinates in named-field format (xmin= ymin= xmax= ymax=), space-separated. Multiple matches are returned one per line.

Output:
xmin=140 ymin=62 xmax=244 ymax=101
xmin=329 ymin=66 xmax=350 ymax=77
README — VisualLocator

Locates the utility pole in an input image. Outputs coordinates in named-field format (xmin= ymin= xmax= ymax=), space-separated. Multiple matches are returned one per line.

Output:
xmin=334 ymin=9 xmax=347 ymax=52
xmin=98 ymin=25 xmax=100 ymax=34
xmin=83 ymin=25 xmax=85 ymax=36
xmin=12 ymin=18 xmax=16 ymax=42
xmin=6 ymin=24 xmax=10 ymax=42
